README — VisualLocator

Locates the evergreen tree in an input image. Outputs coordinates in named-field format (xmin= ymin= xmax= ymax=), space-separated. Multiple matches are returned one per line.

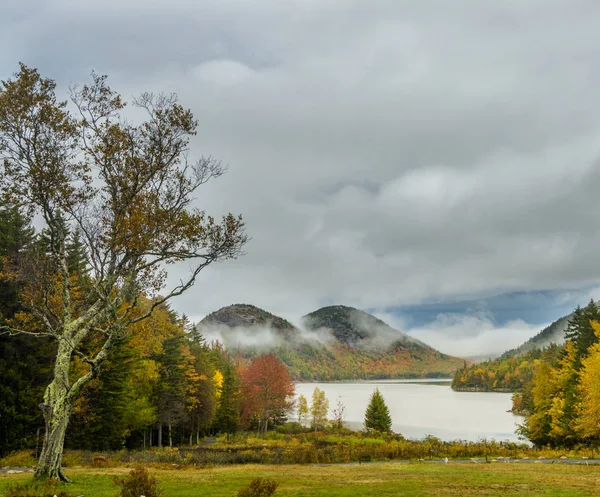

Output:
xmin=184 ymin=340 xmax=217 ymax=444
xmin=0 ymin=202 xmax=49 ymax=456
xmin=67 ymin=340 xmax=136 ymax=450
xmin=564 ymin=300 xmax=600 ymax=367
xmin=155 ymin=334 xmax=188 ymax=447
xmin=364 ymin=388 xmax=392 ymax=433
xmin=213 ymin=360 xmax=240 ymax=436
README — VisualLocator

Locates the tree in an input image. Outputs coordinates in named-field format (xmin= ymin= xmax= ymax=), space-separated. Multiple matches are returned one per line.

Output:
xmin=155 ymin=333 xmax=187 ymax=447
xmin=364 ymin=388 xmax=392 ymax=433
xmin=0 ymin=65 xmax=247 ymax=480
xmin=213 ymin=360 xmax=240 ymax=437
xmin=183 ymin=339 xmax=217 ymax=445
xmin=575 ymin=321 xmax=600 ymax=440
xmin=310 ymin=387 xmax=329 ymax=430
xmin=240 ymin=355 xmax=295 ymax=434
xmin=332 ymin=397 xmax=347 ymax=431
xmin=296 ymin=394 xmax=309 ymax=426
xmin=564 ymin=300 xmax=600 ymax=367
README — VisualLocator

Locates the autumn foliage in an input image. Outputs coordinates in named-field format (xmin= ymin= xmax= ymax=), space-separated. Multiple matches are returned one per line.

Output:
xmin=240 ymin=355 xmax=295 ymax=434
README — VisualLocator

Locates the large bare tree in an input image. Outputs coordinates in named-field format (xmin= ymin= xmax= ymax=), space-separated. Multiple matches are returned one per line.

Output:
xmin=0 ymin=64 xmax=247 ymax=481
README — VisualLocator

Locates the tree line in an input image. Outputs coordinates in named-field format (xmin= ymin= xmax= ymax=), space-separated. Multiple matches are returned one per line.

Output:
xmin=0 ymin=64 xmax=249 ymax=480
xmin=453 ymin=300 xmax=600 ymax=447
xmin=0 ymin=205 xmax=296 ymax=452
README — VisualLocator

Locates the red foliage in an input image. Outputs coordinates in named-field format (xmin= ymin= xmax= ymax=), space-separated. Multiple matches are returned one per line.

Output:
xmin=239 ymin=354 xmax=295 ymax=432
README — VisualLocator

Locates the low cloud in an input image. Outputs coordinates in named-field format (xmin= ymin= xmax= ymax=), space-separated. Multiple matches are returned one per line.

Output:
xmin=197 ymin=321 xmax=338 ymax=350
xmin=404 ymin=313 xmax=548 ymax=359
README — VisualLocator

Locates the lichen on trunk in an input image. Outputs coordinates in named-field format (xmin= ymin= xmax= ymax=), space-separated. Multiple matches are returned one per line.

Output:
xmin=34 ymin=341 xmax=75 ymax=481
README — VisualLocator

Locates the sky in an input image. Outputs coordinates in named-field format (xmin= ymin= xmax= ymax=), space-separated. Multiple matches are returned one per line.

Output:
xmin=3 ymin=1 xmax=600 ymax=357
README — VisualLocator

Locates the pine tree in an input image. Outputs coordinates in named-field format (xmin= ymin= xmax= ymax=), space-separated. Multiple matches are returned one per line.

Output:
xmin=564 ymin=300 xmax=600 ymax=367
xmin=0 ymin=202 xmax=50 ymax=456
xmin=67 ymin=340 xmax=136 ymax=450
xmin=213 ymin=361 xmax=240 ymax=436
xmin=155 ymin=334 xmax=188 ymax=447
xmin=364 ymin=388 xmax=392 ymax=433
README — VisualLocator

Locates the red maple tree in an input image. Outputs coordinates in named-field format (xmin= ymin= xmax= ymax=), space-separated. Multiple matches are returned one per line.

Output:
xmin=240 ymin=354 xmax=295 ymax=434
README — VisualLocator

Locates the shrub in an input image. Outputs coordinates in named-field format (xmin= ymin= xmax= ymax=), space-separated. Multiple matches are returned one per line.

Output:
xmin=92 ymin=455 xmax=108 ymax=468
xmin=113 ymin=467 xmax=162 ymax=497
xmin=0 ymin=451 xmax=37 ymax=468
xmin=238 ymin=477 xmax=279 ymax=497
xmin=3 ymin=480 xmax=73 ymax=497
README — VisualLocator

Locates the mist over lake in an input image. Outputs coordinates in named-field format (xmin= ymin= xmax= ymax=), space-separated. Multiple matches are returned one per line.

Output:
xmin=295 ymin=380 xmax=524 ymax=443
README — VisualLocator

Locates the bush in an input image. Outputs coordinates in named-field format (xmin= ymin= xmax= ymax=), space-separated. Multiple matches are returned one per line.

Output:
xmin=113 ymin=467 xmax=162 ymax=497
xmin=238 ymin=478 xmax=278 ymax=497
xmin=3 ymin=480 xmax=73 ymax=497
xmin=0 ymin=451 xmax=37 ymax=468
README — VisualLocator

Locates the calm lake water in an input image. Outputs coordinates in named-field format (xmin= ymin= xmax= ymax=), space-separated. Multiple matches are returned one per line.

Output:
xmin=295 ymin=380 xmax=525 ymax=443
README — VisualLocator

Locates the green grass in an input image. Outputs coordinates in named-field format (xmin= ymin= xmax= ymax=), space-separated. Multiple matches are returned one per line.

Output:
xmin=2 ymin=463 xmax=600 ymax=496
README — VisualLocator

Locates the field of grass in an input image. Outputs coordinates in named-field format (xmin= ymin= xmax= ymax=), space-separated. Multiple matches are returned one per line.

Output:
xmin=2 ymin=463 xmax=600 ymax=496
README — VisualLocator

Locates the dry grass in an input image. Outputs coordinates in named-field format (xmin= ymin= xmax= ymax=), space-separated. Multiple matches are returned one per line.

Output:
xmin=1 ymin=462 xmax=599 ymax=496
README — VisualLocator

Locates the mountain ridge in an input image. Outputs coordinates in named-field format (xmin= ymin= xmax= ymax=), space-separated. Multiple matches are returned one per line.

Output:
xmin=198 ymin=303 xmax=463 ymax=380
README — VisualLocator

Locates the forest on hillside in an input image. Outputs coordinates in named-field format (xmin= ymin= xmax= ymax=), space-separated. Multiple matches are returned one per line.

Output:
xmin=453 ymin=300 xmax=600 ymax=447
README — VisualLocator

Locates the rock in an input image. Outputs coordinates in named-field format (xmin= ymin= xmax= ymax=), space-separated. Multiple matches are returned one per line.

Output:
xmin=560 ymin=456 xmax=568 ymax=459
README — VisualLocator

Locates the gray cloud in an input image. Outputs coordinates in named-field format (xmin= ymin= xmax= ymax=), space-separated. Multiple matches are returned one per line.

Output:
xmin=3 ymin=1 xmax=600 ymax=354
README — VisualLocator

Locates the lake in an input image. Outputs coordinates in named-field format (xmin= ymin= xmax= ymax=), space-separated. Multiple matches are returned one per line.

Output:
xmin=295 ymin=380 xmax=525 ymax=443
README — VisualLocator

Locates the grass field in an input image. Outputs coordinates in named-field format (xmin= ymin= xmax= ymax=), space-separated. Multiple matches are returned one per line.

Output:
xmin=2 ymin=463 xmax=600 ymax=496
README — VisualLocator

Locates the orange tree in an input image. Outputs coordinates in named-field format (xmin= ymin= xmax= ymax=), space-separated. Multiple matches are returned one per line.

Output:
xmin=240 ymin=354 xmax=295 ymax=434
xmin=0 ymin=64 xmax=247 ymax=480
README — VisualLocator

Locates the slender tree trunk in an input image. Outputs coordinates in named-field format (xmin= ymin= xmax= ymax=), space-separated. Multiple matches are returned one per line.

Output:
xmin=196 ymin=427 xmax=200 ymax=445
xmin=158 ymin=424 xmax=162 ymax=447
xmin=168 ymin=422 xmax=172 ymax=448
xmin=35 ymin=427 xmax=41 ymax=459
xmin=149 ymin=428 xmax=153 ymax=448
xmin=35 ymin=342 xmax=74 ymax=482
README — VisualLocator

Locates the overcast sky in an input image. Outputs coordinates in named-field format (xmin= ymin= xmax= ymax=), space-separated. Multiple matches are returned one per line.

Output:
xmin=3 ymin=0 xmax=600 ymax=356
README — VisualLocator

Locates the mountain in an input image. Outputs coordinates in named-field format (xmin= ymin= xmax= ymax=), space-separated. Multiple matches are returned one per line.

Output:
xmin=452 ymin=312 xmax=571 ymax=392
xmin=499 ymin=314 xmax=571 ymax=360
xmin=200 ymin=304 xmax=297 ymax=338
xmin=198 ymin=303 xmax=463 ymax=381
xmin=302 ymin=305 xmax=429 ymax=350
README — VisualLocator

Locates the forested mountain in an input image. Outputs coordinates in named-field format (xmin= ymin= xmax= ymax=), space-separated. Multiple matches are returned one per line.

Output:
xmin=302 ymin=305 xmax=428 ymax=350
xmin=452 ymin=311 xmax=573 ymax=393
xmin=198 ymin=304 xmax=463 ymax=380
xmin=499 ymin=314 xmax=571 ymax=359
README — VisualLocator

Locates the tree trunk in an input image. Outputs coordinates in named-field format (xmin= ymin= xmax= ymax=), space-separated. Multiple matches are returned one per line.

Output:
xmin=168 ymin=422 xmax=172 ymax=448
xmin=158 ymin=424 xmax=162 ymax=447
xmin=196 ymin=427 xmax=200 ymax=445
xmin=34 ymin=343 xmax=74 ymax=482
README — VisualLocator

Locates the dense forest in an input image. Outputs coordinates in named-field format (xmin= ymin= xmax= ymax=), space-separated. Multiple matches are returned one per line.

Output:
xmin=453 ymin=300 xmax=600 ymax=447
xmin=0 ymin=201 xmax=298 ymax=456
